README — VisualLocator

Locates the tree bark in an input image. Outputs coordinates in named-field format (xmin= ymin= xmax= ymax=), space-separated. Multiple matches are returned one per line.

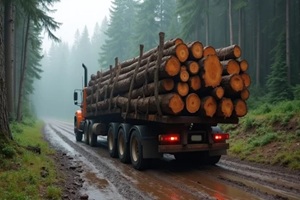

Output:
xmin=215 ymin=44 xmax=241 ymax=60
xmin=0 ymin=4 xmax=12 ymax=142
xmin=286 ymin=0 xmax=291 ymax=85
xmin=4 ymin=0 xmax=15 ymax=119
xmin=16 ymin=15 xmax=30 ymax=122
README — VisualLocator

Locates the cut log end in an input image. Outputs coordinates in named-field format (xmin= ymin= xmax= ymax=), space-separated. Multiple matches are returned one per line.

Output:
xmin=230 ymin=74 xmax=244 ymax=92
xmin=185 ymin=93 xmax=201 ymax=114
xmin=165 ymin=56 xmax=181 ymax=76
xmin=218 ymin=98 xmax=233 ymax=118
xmin=234 ymin=99 xmax=247 ymax=117
xmin=239 ymin=59 xmax=249 ymax=72
xmin=241 ymin=89 xmax=250 ymax=100
xmin=180 ymin=67 xmax=190 ymax=82
xmin=167 ymin=94 xmax=184 ymax=115
xmin=176 ymin=43 xmax=189 ymax=62
xmin=187 ymin=61 xmax=200 ymax=75
xmin=203 ymin=46 xmax=216 ymax=57
xmin=212 ymin=86 xmax=224 ymax=100
xmin=200 ymin=96 xmax=217 ymax=117
xmin=201 ymin=55 xmax=222 ymax=88
xmin=189 ymin=76 xmax=201 ymax=91
xmin=223 ymin=59 xmax=240 ymax=75
xmin=216 ymin=44 xmax=241 ymax=60
xmin=176 ymin=82 xmax=189 ymax=97
xmin=189 ymin=41 xmax=203 ymax=59
xmin=241 ymin=73 xmax=251 ymax=88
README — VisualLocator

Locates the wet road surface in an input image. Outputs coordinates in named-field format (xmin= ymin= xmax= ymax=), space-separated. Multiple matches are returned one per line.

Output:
xmin=44 ymin=120 xmax=300 ymax=200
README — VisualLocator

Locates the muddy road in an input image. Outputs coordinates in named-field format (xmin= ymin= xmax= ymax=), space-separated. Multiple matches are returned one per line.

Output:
xmin=44 ymin=120 xmax=300 ymax=200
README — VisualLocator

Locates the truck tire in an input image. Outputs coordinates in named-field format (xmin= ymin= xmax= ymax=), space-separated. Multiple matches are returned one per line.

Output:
xmin=107 ymin=125 xmax=118 ymax=158
xmin=83 ymin=121 xmax=90 ymax=145
xmin=208 ymin=155 xmax=221 ymax=165
xmin=130 ymin=130 xmax=148 ymax=170
xmin=88 ymin=123 xmax=97 ymax=147
xmin=75 ymin=128 xmax=83 ymax=142
xmin=118 ymin=128 xmax=130 ymax=163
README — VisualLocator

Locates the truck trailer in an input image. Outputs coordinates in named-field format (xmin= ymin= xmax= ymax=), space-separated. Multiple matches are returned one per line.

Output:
xmin=73 ymin=33 xmax=249 ymax=170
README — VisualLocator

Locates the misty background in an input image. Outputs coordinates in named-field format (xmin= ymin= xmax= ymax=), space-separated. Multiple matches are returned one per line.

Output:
xmin=32 ymin=0 xmax=300 ymax=121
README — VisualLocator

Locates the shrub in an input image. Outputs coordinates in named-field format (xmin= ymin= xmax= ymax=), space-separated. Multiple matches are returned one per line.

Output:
xmin=1 ymin=145 xmax=16 ymax=158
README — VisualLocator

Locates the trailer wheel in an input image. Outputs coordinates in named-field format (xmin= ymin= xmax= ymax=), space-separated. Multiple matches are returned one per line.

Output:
xmin=83 ymin=121 xmax=90 ymax=145
xmin=130 ymin=130 xmax=148 ymax=170
xmin=208 ymin=155 xmax=221 ymax=165
xmin=118 ymin=128 xmax=130 ymax=163
xmin=107 ymin=126 xmax=118 ymax=158
xmin=75 ymin=128 xmax=83 ymax=142
xmin=88 ymin=123 xmax=97 ymax=147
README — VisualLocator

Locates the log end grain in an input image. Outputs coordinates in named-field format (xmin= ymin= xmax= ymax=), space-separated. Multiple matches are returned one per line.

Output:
xmin=218 ymin=98 xmax=233 ymax=118
xmin=165 ymin=93 xmax=184 ymax=115
xmin=203 ymin=46 xmax=216 ymax=57
xmin=189 ymin=41 xmax=203 ymax=59
xmin=176 ymin=43 xmax=189 ymax=63
xmin=162 ymin=79 xmax=175 ymax=92
xmin=176 ymin=82 xmax=189 ymax=97
xmin=234 ymin=99 xmax=247 ymax=117
xmin=212 ymin=86 xmax=224 ymax=100
xmin=201 ymin=55 xmax=222 ymax=88
xmin=226 ymin=59 xmax=240 ymax=75
xmin=165 ymin=56 xmax=181 ymax=76
xmin=187 ymin=61 xmax=200 ymax=75
xmin=239 ymin=59 xmax=249 ymax=72
xmin=201 ymin=96 xmax=217 ymax=118
xmin=241 ymin=88 xmax=250 ymax=100
xmin=185 ymin=93 xmax=201 ymax=114
xmin=241 ymin=73 xmax=251 ymax=88
xmin=189 ymin=76 xmax=201 ymax=91
xmin=180 ymin=66 xmax=190 ymax=82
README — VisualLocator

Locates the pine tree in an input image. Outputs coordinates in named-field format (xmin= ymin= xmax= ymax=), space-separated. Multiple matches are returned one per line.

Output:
xmin=266 ymin=31 xmax=293 ymax=102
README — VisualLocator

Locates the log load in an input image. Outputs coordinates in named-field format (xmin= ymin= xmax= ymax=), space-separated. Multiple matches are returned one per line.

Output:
xmin=84 ymin=32 xmax=251 ymax=122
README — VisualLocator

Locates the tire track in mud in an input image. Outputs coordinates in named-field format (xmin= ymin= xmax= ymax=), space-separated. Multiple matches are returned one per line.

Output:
xmin=48 ymin=121 xmax=300 ymax=200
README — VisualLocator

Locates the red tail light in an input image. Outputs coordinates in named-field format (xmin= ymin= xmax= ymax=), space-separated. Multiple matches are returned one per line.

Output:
xmin=212 ymin=133 xmax=229 ymax=142
xmin=159 ymin=134 xmax=180 ymax=144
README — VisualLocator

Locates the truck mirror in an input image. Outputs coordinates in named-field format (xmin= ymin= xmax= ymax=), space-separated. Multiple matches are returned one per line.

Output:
xmin=73 ymin=92 xmax=78 ymax=105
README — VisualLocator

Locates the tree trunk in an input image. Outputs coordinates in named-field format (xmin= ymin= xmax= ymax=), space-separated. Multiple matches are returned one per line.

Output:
xmin=255 ymin=1 xmax=261 ymax=87
xmin=228 ymin=0 xmax=233 ymax=45
xmin=187 ymin=41 xmax=203 ymax=60
xmin=286 ymin=0 xmax=291 ymax=85
xmin=221 ymin=74 xmax=244 ymax=95
xmin=16 ymin=15 xmax=30 ymax=122
xmin=0 ymin=4 xmax=12 ymax=142
xmin=215 ymin=44 xmax=241 ymax=60
xmin=4 ymin=0 xmax=15 ymax=119
xmin=221 ymin=59 xmax=240 ymax=75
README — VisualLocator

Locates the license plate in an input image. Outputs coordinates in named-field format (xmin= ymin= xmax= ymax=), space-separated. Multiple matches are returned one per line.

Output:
xmin=191 ymin=135 xmax=202 ymax=142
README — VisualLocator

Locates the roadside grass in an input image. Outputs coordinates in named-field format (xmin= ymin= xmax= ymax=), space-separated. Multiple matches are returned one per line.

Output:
xmin=222 ymin=100 xmax=300 ymax=170
xmin=0 ymin=120 xmax=62 ymax=200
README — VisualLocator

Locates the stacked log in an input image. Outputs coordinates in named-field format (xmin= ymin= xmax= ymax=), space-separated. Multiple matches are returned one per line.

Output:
xmin=85 ymin=32 xmax=250 ymax=120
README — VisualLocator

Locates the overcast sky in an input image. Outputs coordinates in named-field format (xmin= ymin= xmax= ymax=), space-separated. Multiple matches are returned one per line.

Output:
xmin=43 ymin=0 xmax=112 ymax=51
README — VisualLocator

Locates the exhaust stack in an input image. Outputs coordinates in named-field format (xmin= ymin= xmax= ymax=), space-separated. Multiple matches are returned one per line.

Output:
xmin=82 ymin=63 xmax=88 ymax=87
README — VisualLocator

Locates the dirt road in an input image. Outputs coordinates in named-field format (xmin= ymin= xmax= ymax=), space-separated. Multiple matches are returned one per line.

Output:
xmin=44 ymin=120 xmax=300 ymax=200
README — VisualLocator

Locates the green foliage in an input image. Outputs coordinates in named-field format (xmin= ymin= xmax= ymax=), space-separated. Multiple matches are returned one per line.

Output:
xmin=1 ymin=145 xmax=16 ymax=158
xmin=293 ymin=85 xmax=300 ymax=100
xmin=46 ymin=186 xmax=62 ymax=200
xmin=266 ymin=31 xmax=293 ymax=102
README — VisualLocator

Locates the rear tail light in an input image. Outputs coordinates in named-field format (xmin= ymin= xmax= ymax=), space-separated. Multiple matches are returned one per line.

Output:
xmin=159 ymin=134 xmax=180 ymax=144
xmin=212 ymin=133 xmax=229 ymax=142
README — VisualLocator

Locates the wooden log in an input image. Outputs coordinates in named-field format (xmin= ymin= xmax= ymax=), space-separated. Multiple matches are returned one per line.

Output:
xmin=240 ymin=73 xmax=251 ymax=88
xmin=189 ymin=75 xmax=201 ymax=91
xmin=187 ymin=41 xmax=203 ymax=60
xmin=176 ymin=82 xmax=189 ymax=97
xmin=239 ymin=59 xmax=248 ymax=72
xmin=86 ymin=56 xmax=180 ymax=96
xmin=185 ymin=93 xmax=201 ymax=114
xmin=221 ymin=59 xmax=240 ymax=75
xmin=216 ymin=44 xmax=241 ymax=61
xmin=240 ymin=88 xmax=250 ymax=100
xmin=217 ymin=98 xmax=233 ymax=118
xmin=211 ymin=86 xmax=224 ymax=100
xmin=221 ymin=74 xmax=244 ymax=95
xmin=199 ymin=55 xmax=222 ymax=88
xmin=203 ymin=46 xmax=216 ymax=57
xmin=173 ymin=43 xmax=189 ymax=62
xmin=234 ymin=99 xmax=247 ymax=117
xmin=87 ymin=93 xmax=184 ymax=115
xmin=179 ymin=66 xmax=190 ymax=82
xmin=185 ymin=61 xmax=200 ymax=75
xmin=199 ymin=96 xmax=217 ymax=117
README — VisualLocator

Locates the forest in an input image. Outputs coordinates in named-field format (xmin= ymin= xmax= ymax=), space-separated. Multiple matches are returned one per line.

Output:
xmin=1 ymin=0 xmax=300 ymax=137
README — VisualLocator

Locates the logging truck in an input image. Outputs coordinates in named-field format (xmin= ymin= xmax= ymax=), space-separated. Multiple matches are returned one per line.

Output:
xmin=73 ymin=33 xmax=250 ymax=170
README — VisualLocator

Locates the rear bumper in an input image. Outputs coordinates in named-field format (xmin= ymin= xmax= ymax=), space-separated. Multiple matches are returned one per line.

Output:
xmin=158 ymin=143 xmax=229 ymax=153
